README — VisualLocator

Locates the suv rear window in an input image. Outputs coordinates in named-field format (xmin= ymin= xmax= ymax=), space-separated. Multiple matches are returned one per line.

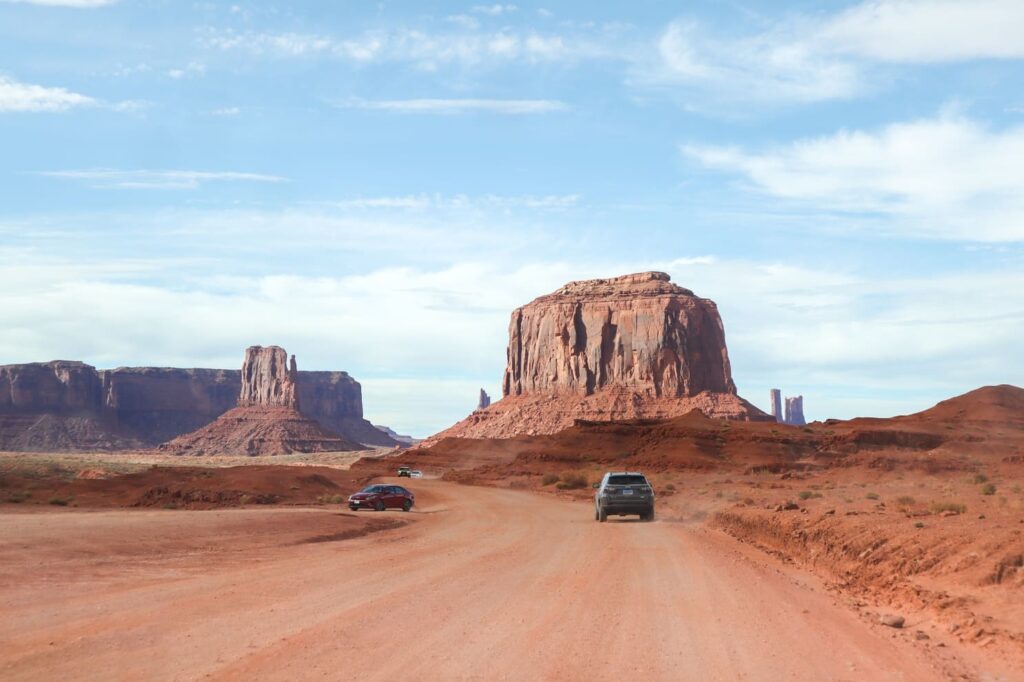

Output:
xmin=607 ymin=475 xmax=648 ymax=486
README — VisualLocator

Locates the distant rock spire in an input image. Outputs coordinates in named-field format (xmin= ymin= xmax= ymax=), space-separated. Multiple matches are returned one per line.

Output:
xmin=477 ymin=388 xmax=491 ymax=410
xmin=770 ymin=388 xmax=783 ymax=423
xmin=784 ymin=396 xmax=806 ymax=426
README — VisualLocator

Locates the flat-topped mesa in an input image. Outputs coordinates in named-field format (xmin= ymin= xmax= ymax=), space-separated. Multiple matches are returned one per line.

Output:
xmin=543 ymin=271 xmax=693 ymax=299
xmin=503 ymin=271 xmax=735 ymax=400
xmin=430 ymin=272 xmax=767 ymax=442
xmin=239 ymin=346 xmax=298 ymax=409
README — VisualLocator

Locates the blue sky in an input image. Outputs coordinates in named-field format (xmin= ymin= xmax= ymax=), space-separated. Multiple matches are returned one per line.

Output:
xmin=2 ymin=0 xmax=1023 ymax=436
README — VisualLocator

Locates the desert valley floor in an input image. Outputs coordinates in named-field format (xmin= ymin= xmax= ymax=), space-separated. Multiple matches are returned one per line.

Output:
xmin=1 ymin=465 xmax=1021 ymax=681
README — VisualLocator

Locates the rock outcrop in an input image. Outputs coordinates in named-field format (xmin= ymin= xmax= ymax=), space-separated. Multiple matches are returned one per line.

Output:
xmin=477 ymin=389 xmax=491 ymax=410
xmin=0 ymin=355 xmax=396 ymax=451
xmin=160 ymin=346 xmax=362 ymax=456
xmin=785 ymin=396 xmax=806 ymax=426
xmin=433 ymin=272 xmax=767 ymax=440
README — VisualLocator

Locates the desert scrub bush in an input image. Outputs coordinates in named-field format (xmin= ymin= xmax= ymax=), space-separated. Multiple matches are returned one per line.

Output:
xmin=556 ymin=473 xmax=588 ymax=490
xmin=799 ymin=491 xmax=822 ymax=500
xmin=540 ymin=473 xmax=560 ymax=486
xmin=328 ymin=494 xmax=345 ymax=504
xmin=896 ymin=495 xmax=916 ymax=507
xmin=6 ymin=492 xmax=29 ymax=503
xmin=865 ymin=492 xmax=880 ymax=500
xmin=239 ymin=494 xmax=253 ymax=505
xmin=981 ymin=483 xmax=996 ymax=496
xmin=914 ymin=521 xmax=925 ymax=529
xmin=973 ymin=473 xmax=989 ymax=484
xmin=48 ymin=497 xmax=69 ymax=506
xmin=1012 ymin=484 xmax=1023 ymax=494
xmin=663 ymin=483 xmax=676 ymax=492
xmin=930 ymin=501 xmax=966 ymax=515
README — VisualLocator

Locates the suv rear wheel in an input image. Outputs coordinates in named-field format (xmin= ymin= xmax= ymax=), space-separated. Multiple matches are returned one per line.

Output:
xmin=597 ymin=506 xmax=607 ymax=522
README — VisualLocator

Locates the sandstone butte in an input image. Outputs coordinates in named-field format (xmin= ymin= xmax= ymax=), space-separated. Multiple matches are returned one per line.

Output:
xmin=434 ymin=271 xmax=768 ymax=440
xmin=159 ymin=346 xmax=363 ymax=456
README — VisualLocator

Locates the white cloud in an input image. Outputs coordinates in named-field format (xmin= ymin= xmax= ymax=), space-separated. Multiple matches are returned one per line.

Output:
xmin=335 ymin=97 xmax=567 ymax=114
xmin=167 ymin=61 xmax=207 ymax=79
xmin=472 ymin=4 xmax=517 ymax=16
xmin=0 ymin=75 xmax=97 ymax=112
xmin=683 ymin=114 xmax=1024 ymax=241
xmin=650 ymin=0 xmax=1024 ymax=103
xmin=652 ymin=19 xmax=861 ymax=103
xmin=820 ymin=0 xmax=1024 ymax=63
xmin=0 ymin=75 xmax=144 ymax=113
xmin=209 ymin=106 xmax=240 ymax=116
xmin=201 ymin=27 xmax=600 ymax=68
xmin=38 ymin=169 xmax=287 ymax=190
xmin=0 ymin=0 xmax=117 ymax=6
xmin=321 ymin=193 xmax=580 ymax=210
xmin=445 ymin=14 xmax=480 ymax=30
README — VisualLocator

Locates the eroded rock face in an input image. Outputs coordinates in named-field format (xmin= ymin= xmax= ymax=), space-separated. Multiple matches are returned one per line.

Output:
xmin=239 ymin=346 xmax=298 ymax=409
xmin=433 ymin=272 xmax=767 ymax=441
xmin=503 ymin=272 xmax=736 ymax=400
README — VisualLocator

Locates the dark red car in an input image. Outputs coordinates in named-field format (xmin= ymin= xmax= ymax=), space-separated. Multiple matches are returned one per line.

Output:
xmin=348 ymin=484 xmax=414 ymax=512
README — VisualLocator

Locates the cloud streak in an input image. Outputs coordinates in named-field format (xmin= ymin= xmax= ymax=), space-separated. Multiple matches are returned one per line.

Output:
xmin=0 ymin=0 xmax=117 ymax=6
xmin=336 ymin=97 xmax=567 ymax=114
xmin=38 ymin=169 xmax=288 ymax=190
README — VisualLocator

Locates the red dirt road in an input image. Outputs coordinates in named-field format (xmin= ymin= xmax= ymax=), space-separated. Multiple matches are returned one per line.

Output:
xmin=0 ymin=481 xmax=962 ymax=681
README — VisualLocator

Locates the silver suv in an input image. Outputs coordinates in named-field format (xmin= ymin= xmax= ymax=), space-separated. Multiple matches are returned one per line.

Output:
xmin=593 ymin=472 xmax=655 ymax=522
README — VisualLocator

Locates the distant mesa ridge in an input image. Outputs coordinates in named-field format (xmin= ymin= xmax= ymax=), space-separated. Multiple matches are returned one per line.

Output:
xmin=0 ymin=350 xmax=398 ymax=452
xmin=433 ymin=271 xmax=769 ymax=440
